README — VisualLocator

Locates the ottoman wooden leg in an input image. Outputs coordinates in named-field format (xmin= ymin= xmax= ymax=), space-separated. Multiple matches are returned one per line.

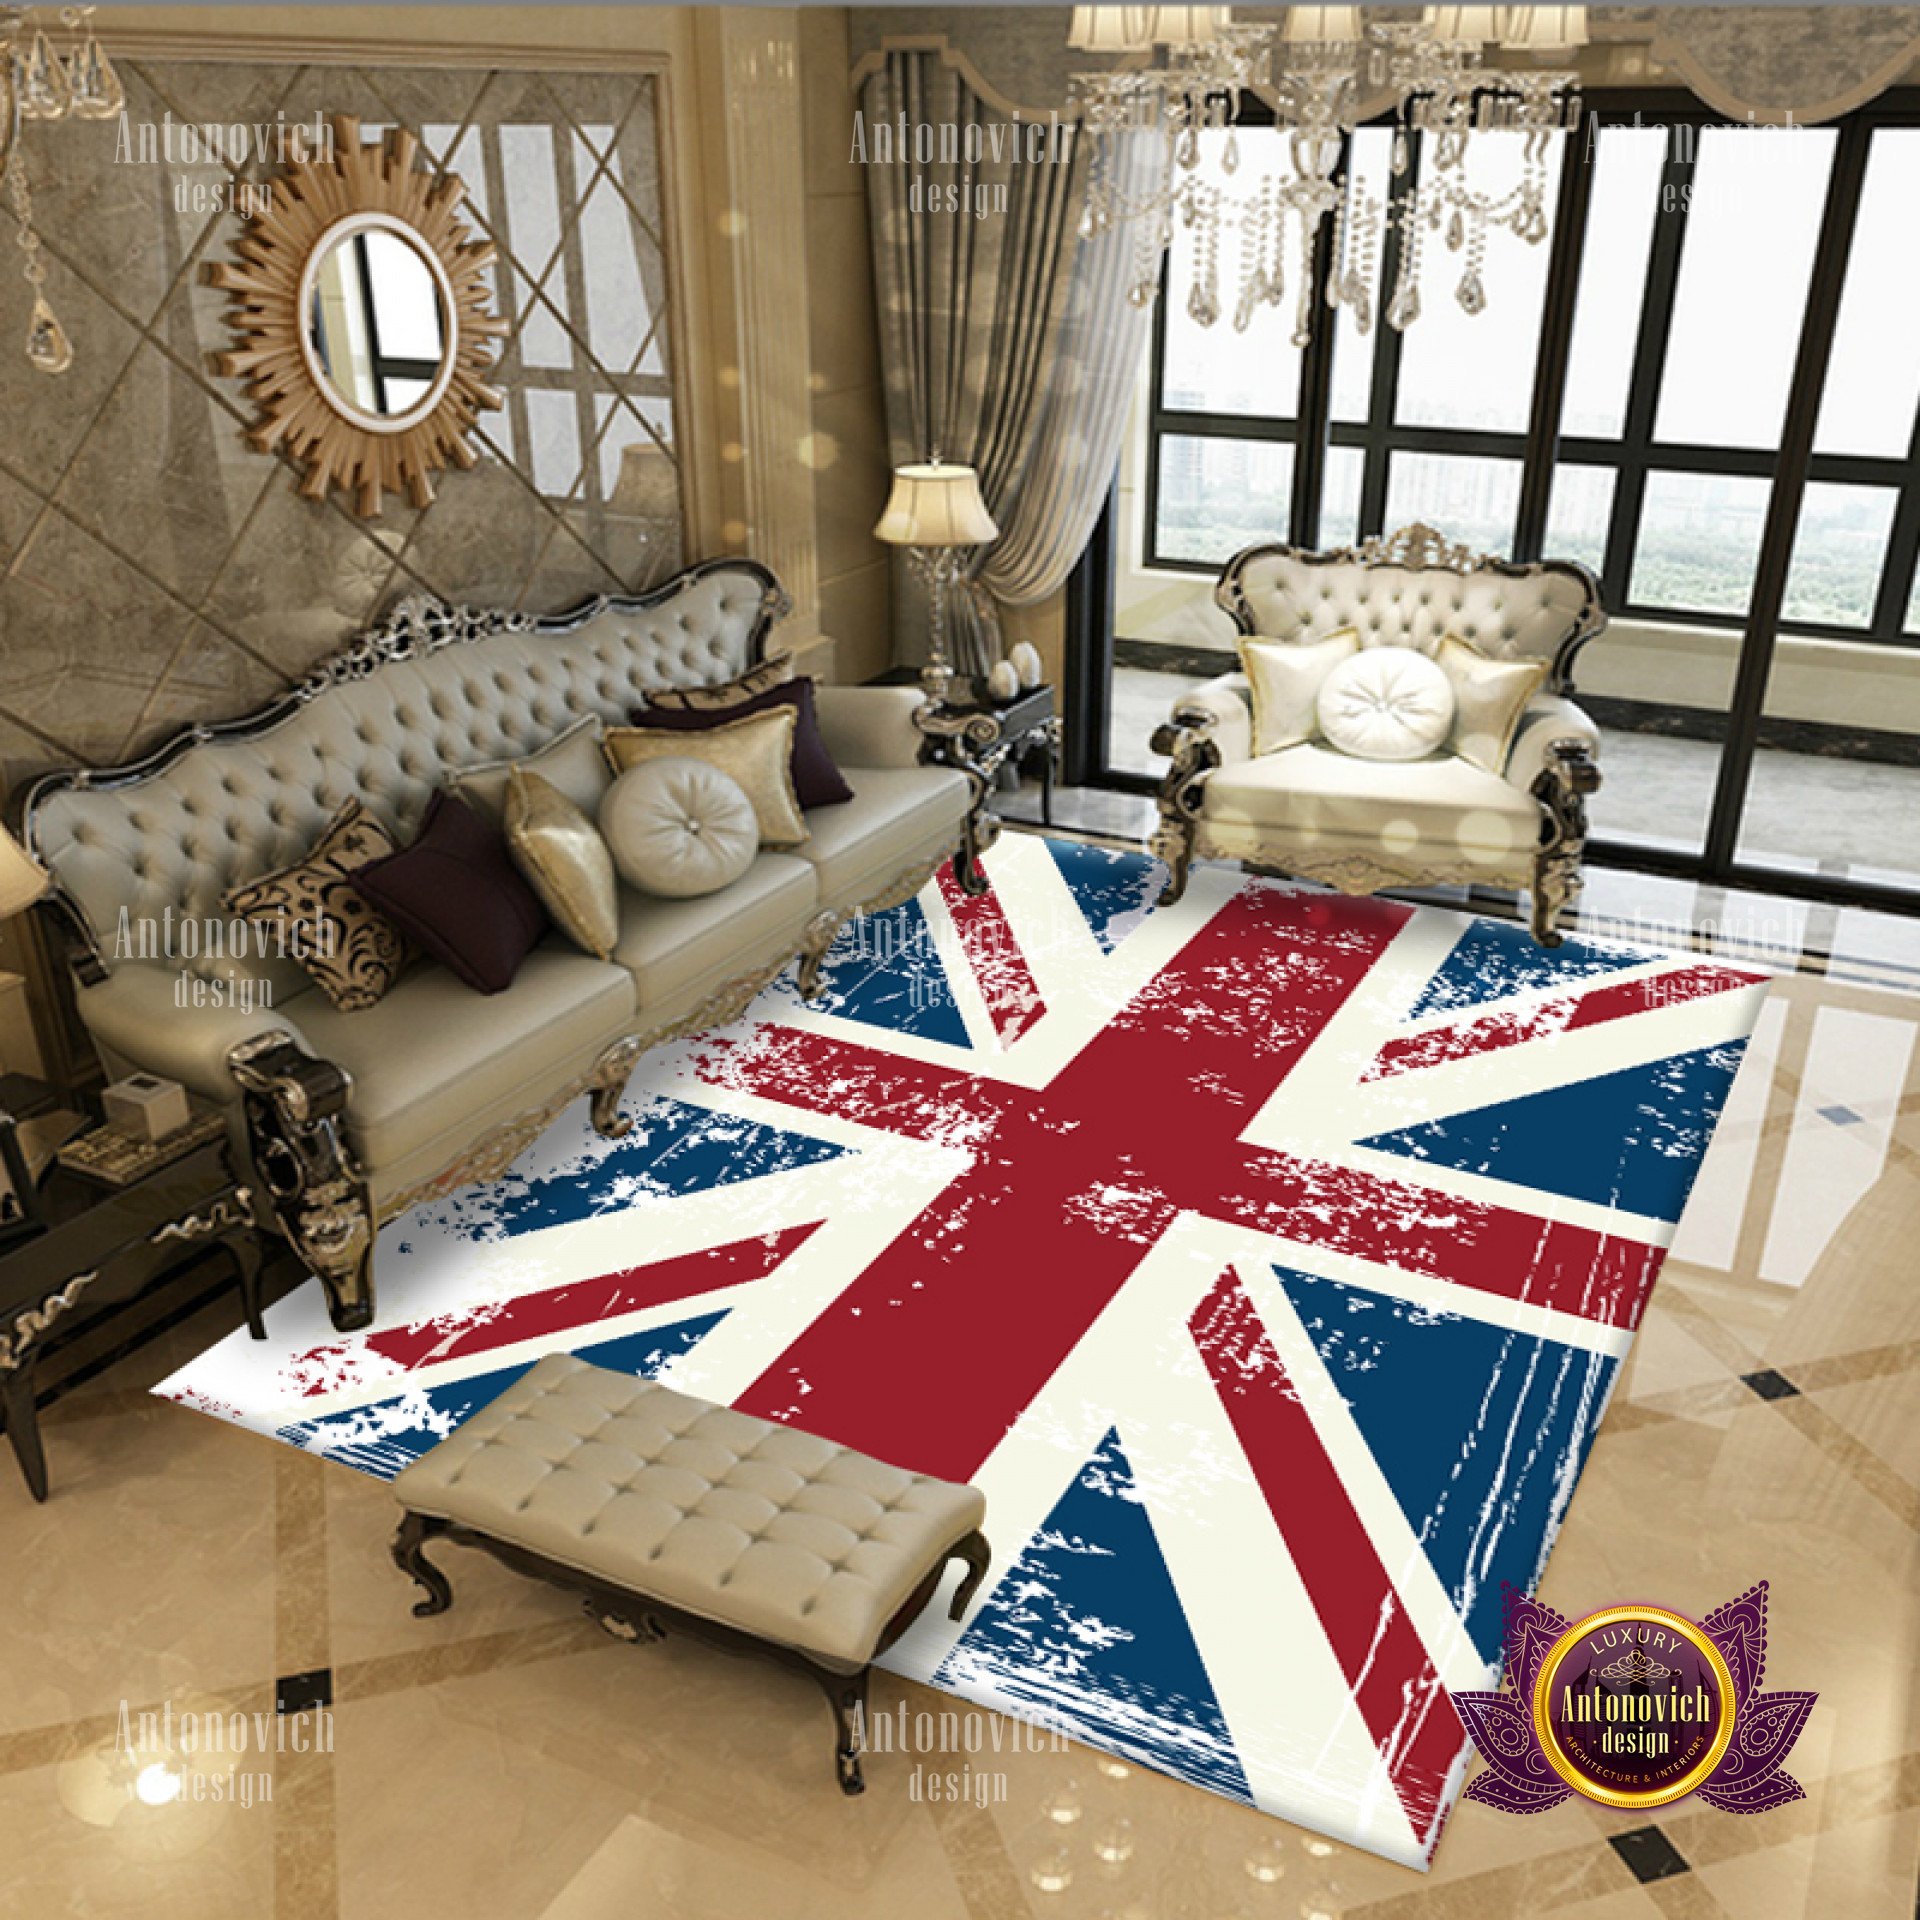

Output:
xmin=391 ymin=1512 xmax=454 ymax=1617
xmin=819 ymin=1664 xmax=869 ymax=1796
xmin=949 ymin=1529 xmax=992 ymax=1620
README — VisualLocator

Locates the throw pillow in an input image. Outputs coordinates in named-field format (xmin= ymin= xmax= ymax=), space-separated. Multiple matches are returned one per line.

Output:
xmin=348 ymin=790 xmax=550 ymax=995
xmin=631 ymin=675 xmax=852 ymax=810
xmin=223 ymin=798 xmax=409 ymax=1013
xmin=1239 ymin=628 xmax=1361 ymax=754
xmin=644 ymin=651 xmax=795 ymax=712
xmin=447 ymin=715 xmax=611 ymax=826
xmin=1436 ymin=635 xmax=1549 ymax=774
xmin=600 ymin=759 xmax=760 ymax=899
xmin=504 ymin=768 xmax=618 ymax=960
xmin=603 ymin=706 xmax=808 ymax=848
xmin=1315 ymin=647 xmax=1457 ymax=762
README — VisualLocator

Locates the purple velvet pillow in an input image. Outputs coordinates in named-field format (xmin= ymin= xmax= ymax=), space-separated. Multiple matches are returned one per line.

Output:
xmin=348 ymin=791 xmax=550 ymax=995
xmin=631 ymin=677 xmax=854 ymax=809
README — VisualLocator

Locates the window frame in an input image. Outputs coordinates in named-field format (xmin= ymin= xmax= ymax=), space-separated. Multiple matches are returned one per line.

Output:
xmin=1139 ymin=88 xmax=1920 ymax=650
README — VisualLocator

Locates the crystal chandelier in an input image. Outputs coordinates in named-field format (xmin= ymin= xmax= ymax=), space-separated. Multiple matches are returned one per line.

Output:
xmin=1 ymin=6 xmax=125 ymax=374
xmin=1070 ymin=5 xmax=1583 ymax=341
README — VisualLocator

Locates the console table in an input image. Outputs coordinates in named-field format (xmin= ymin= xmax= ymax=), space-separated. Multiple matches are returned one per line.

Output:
xmin=0 ymin=1135 xmax=265 ymax=1502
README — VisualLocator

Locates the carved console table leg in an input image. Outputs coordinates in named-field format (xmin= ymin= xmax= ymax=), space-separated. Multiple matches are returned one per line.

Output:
xmin=1530 ymin=739 xmax=1602 ymax=949
xmin=1 ymin=1363 xmax=48 ymax=1504
xmin=390 ymin=1513 xmax=454 ymax=1617
xmin=228 ymin=1034 xmax=377 ymax=1332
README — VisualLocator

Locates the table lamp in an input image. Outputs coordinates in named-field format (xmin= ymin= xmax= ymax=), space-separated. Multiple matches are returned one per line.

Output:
xmin=874 ymin=462 xmax=999 ymax=703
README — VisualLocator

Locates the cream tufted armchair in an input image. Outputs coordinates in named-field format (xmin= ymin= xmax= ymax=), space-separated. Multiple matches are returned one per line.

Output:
xmin=1151 ymin=525 xmax=1606 ymax=945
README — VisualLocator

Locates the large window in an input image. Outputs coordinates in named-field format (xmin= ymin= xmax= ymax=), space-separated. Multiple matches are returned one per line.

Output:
xmin=1140 ymin=101 xmax=1920 ymax=649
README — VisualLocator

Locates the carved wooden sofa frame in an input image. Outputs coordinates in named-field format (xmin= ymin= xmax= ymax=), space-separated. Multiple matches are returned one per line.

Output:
xmin=20 ymin=560 xmax=989 ymax=1334
xmin=1151 ymin=524 xmax=1607 ymax=945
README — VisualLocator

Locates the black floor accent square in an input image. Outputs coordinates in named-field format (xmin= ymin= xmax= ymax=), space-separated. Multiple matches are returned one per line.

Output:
xmin=1609 ymin=1825 xmax=1692 ymax=1883
xmin=1742 ymin=1368 xmax=1801 ymax=1401
xmin=276 ymin=1668 xmax=332 ymax=1715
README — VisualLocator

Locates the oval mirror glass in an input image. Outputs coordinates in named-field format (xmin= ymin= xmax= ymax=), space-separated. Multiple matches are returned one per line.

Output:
xmin=304 ymin=219 xmax=452 ymax=429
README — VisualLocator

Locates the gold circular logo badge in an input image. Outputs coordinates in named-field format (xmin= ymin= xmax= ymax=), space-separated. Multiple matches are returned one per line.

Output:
xmin=1531 ymin=1604 xmax=1737 ymax=1809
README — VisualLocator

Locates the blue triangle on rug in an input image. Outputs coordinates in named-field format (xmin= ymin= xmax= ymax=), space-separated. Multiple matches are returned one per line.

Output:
xmin=1042 ymin=839 xmax=1166 ymax=953
xmin=809 ymin=895 xmax=971 ymax=1046
xmin=404 ymin=1097 xmax=846 ymax=1244
xmin=935 ymin=1425 xmax=1252 ymax=1804
xmin=1408 ymin=921 xmax=1659 ymax=1020
xmin=1358 ymin=1041 xmax=1750 ymax=1220
xmin=1272 ymin=1266 xmax=1618 ymax=1664
xmin=274 ymin=1310 xmax=728 ymax=1480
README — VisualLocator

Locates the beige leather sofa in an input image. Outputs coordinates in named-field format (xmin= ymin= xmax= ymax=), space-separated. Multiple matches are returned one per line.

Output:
xmin=1152 ymin=525 xmax=1606 ymax=945
xmin=23 ymin=560 xmax=972 ymax=1331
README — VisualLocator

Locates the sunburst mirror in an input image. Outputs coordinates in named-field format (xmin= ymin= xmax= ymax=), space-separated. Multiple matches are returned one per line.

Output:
xmin=207 ymin=115 xmax=506 ymax=516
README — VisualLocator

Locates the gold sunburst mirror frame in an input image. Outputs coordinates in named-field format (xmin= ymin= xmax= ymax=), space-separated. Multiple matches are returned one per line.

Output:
xmin=207 ymin=115 xmax=506 ymax=516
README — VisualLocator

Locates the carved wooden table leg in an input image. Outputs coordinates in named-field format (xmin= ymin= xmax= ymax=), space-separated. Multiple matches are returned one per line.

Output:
xmin=391 ymin=1512 xmax=454 ymax=1616
xmin=820 ymin=1664 xmax=871 ymax=1796
xmin=0 ymin=1361 xmax=48 ymax=1504
xmin=948 ymin=1528 xmax=992 ymax=1619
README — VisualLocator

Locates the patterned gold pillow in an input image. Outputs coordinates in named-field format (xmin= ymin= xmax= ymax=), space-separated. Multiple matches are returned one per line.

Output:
xmin=224 ymin=798 xmax=409 ymax=1011
xmin=504 ymin=768 xmax=618 ymax=960
xmin=644 ymin=651 xmax=794 ymax=713
xmin=603 ymin=707 xmax=807 ymax=848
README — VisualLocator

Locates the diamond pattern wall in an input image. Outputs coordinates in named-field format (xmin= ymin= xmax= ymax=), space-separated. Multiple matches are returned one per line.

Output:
xmin=0 ymin=58 xmax=681 ymax=788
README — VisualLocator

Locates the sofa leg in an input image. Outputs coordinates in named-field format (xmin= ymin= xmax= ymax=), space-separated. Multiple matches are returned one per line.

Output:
xmin=588 ymin=1037 xmax=644 ymax=1140
xmin=952 ymin=804 xmax=1001 ymax=899
xmin=948 ymin=1529 xmax=992 ymax=1621
xmin=1149 ymin=717 xmax=1220 ymax=908
xmin=797 ymin=909 xmax=845 ymax=1001
xmin=1530 ymin=739 xmax=1601 ymax=950
xmin=391 ymin=1513 xmax=454 ymax=1617
xmin=227 ymin=1035 xmax=378 ymax=1333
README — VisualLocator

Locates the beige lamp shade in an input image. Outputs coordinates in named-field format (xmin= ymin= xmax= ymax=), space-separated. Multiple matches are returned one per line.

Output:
xmin=1502 ymin=5 xmax=1589 ymax=48
xmin=1282 ymin=5 xmax=1363 ymax=43
xmin=1068 ymin=7 xmax=1231 ymax=50
xmin=874 ymin=464 xmax=999 ymax=548
xmin=0 ymin=826 xmax=50 ymax=918
xmin=1425 ymin=5 xmax=1503 ymax=42
xmin=612 ymin=442 xmax=680 ymax=518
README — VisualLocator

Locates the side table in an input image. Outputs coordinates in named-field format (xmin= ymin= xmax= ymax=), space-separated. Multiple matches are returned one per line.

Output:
xmin=0 ymin=1136 xmax=265 ymax=1502
xmin=879 ymin=669 xmax=1059 ymax=895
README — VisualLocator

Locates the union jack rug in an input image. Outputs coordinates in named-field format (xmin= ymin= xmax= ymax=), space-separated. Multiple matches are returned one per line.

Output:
xmin=160 ymin=834 xmax=1769 ymax=1867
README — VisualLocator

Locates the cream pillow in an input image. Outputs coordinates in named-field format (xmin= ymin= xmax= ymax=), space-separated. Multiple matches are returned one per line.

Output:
xmin=504 ymin=768 xmax=618 ymax=959
xmin=1436 ymin=636 xmax=1548 ymax=774
xmin=603 ymin=706 xmax=807 ymax=849
xmin=449 ymin=715 xmax=611 ymax=825
xmin=1238 ymin=629 xmax=1361 ymax=755
xmin=1315 ymin=647 xmax=1456 ymax=762
xmin=600 ymin=759 xmax=760 ymax=899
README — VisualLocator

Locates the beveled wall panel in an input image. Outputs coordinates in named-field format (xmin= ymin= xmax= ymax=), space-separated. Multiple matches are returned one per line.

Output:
xmin=0 ymin=56 xmax=683 ymax=787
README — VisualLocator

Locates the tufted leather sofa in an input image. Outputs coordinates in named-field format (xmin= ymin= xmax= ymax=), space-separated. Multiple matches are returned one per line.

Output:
xmin=22 ymin=559 xmax=973 ymax=1332
xmin=1151 ymin=525 xmax=1606 ymax=944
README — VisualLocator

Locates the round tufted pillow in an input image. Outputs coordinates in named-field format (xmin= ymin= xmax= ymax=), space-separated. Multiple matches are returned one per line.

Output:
xmin=1315 ymin=647 xmax=1457 ymax=762
xmin=599 ymin=758 xmax=760 ymax=899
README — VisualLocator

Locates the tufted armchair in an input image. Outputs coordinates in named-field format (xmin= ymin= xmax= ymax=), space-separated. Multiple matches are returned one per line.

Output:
xmin=1151 ymin=525 xmax=1606 ymax=945
xmin=21 ymin=560 xmax=976 ymax=1331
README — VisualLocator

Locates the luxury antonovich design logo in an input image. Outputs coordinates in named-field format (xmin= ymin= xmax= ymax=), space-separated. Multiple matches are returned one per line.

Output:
xmin=1455 ymin=1582 xmax=1816 ymax=1815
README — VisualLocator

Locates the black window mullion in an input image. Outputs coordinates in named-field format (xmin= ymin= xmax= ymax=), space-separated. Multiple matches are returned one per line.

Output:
xmin=1289 ymin=131 xmax=1347 ymax=550
xmin=1704 ymin=112 xmax=1878 ymax=873
xmin=1359 ymin=135 xmax=1421 ymax=538
xmin=1867 ymin=388 xmax=1920 ymax=637
xmin=1514 ymin=122 xmax=1596 ymax=559
xmin=1600 ymin=130 xmax=1698 ymax=601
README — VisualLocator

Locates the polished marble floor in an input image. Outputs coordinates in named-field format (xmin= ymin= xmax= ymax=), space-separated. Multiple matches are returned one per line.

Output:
xmin=2 ymin=837 xmax=1916 ymax=1920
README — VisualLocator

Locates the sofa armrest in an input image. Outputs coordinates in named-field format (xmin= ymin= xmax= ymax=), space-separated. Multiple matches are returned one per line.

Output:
xmin=1503 ymin=694 xmax=1601 ymax=796
xmin=76 ymin=963 xmax=313 ymax=1101
xmin=1154 ymin=672 xmax=1252 ymax=767
xmin=812 ymin=684 xmax=928 ymax=770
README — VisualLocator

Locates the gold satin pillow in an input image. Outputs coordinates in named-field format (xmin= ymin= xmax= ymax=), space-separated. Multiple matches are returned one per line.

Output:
xmin=1435 ymin=635 xmax=1548 ymax=774
xmin=503 ymin=768 xmax=618 ymax=960
xmin=603 ymin=707 xmax=808 ymax=849
xmin=645 ymin=651 xmax=795 ymax=713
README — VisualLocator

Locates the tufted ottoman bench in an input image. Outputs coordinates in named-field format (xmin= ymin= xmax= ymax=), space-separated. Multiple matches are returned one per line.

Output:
xmin=388 ymin=1353 xmax=991 ymax=1793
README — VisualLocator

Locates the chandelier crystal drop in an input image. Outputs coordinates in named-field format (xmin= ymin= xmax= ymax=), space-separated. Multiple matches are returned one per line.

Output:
xmin=1069 ymin=5 xmax=1583 ymax=336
